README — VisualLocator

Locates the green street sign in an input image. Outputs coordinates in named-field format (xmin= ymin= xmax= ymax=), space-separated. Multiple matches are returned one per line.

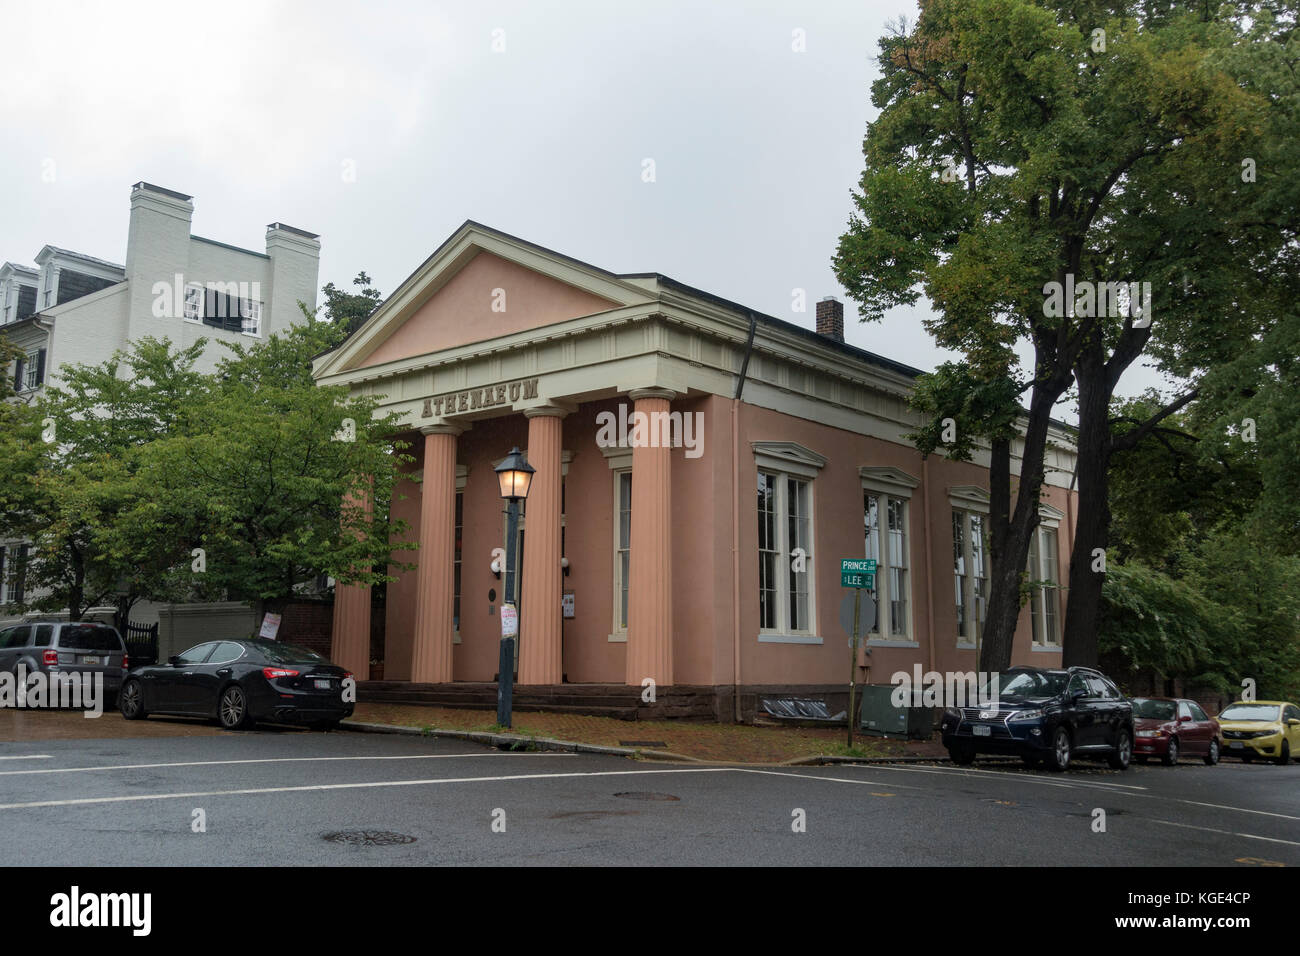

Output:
xmin=841 ymin=558 xmax=877 ymax=589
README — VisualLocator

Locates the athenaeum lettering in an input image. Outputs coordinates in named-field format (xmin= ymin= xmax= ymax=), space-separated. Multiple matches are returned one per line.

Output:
xmin=422 ymin=377 xmax=539 ymax=417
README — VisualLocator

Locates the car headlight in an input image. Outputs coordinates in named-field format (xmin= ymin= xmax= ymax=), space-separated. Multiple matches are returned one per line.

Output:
xmin=943 ymin=707 xmax=961 ymax=721
xmin=1135 ymin=730 xmax=1161 ymax=738
xmin=1008 ymin=709 xmax=1044 ymax=722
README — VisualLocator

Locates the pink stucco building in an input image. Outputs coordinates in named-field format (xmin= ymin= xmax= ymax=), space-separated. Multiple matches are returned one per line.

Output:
xmin=313 ymin=222 xmax=1078 ymax=721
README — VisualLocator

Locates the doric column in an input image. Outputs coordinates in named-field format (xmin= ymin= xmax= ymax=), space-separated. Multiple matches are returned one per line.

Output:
xmin=410 ymin=424 xmax=461 ymax=683
xmin=519 ymin=407 xmax=566 ymax=685
xmin=330 ymin=480 xmax=373 ymax=679
xmin=625 ymin=388 xmax=674 ymax=687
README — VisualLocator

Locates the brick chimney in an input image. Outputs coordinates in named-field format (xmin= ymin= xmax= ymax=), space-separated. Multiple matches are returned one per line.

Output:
xmin=816 ymin=296 xmax=844 ymax=342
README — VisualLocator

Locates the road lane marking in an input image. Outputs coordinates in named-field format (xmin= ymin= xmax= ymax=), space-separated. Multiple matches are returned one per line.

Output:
xmin=739 ymin=769 xmax=914 ymax=789
xmin=0 ymin=752 xmax=574 ymax=777
xmin=858 ymin=763 xmax=1149 ymax=792
xmin=0 ymin=767 xmax=739 ymax=810
xmin=840 ymin=762 xmax=1300 ymax=822
xmin=0 ymin=755 xmax=52 ymax=761
xmin=1146 ymin=818 xmax=1300 ymax=848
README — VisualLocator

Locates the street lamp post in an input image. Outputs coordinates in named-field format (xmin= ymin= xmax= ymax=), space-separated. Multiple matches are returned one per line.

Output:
xmin=494 ymin=446 xmax=534 ymax=728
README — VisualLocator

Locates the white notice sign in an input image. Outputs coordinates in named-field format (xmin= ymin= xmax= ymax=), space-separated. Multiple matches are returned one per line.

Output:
xmin=259 ymin=612 xmax=282 ymax=640
xmin=500 ymin=603 xmax=519 ymax=638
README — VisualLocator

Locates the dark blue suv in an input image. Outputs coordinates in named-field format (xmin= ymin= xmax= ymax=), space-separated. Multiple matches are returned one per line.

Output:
xmin=940 ymin=666 xmax=1134 ymax=772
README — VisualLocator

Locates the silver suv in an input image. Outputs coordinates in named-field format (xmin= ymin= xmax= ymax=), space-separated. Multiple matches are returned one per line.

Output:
xmin=0 ymin=620 xmax=129 ymax=701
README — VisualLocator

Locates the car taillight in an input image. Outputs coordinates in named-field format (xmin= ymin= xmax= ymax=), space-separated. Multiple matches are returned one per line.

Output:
xmin=122 ymin=653 xmax=129 ymax=669
xmin=343 ymin=671 xmax=353 ymax=681
xmin=43 ymin=649 xmax=58 ymax=665
xmin=262 ymin=667 xmax=300 ymax=680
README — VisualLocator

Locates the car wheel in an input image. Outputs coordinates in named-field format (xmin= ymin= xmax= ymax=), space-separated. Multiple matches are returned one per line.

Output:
xmin=1161 ymin=736 xmax=1179 ymax=766
xmin=948 ymin=743 xmax=976 ymax=765
xmin=218 ymin=685 xmax=253 ymax=730
xmin=1204 ymin=739 xmax=1220 ymax=766
xmin=118 ymin=679 xmax=147 ymax=720
xmin=1275 ymin=741 xmax=1290 ymax=766
xmin=1047 ymin=726 xmax=1071 ymax=772
xmin=1108 ymin=729 xmax=1133 ymax=770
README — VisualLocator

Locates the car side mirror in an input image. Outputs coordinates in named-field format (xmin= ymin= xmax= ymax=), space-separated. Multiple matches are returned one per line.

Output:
xmin=1070 ymin=689 xmax=1087 ymax=701
xmin=1178 ymin=715 xmax=1192 ymax=723
xmin=1288 ymin=718 xmax=1300 ymax=727
xmin=167 ymin=656 xmax=181 ymax=667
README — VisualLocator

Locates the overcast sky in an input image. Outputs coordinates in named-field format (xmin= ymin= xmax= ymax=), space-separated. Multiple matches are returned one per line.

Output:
xmin=0 ymin=0 xmax=1173 ymax=420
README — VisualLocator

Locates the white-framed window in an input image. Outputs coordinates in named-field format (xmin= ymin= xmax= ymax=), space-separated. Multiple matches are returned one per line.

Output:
xmin=21 ymin=348 xmax=45 ymax=391
xmin=183 ymin=283 xmax=204 ymax=322
xmin=753 ymin=442 xmax=825 ymax=642
xmin=1028 ymin=523 xmax=1061 ymax=646
xmin=758 ymin=471 xmax=816 ymax=633
xmin=613 ymin=469 xmax=631 ymax=635
xmin=953 ymin=509 xmax=990 ymax=644
xmin=240 ymin=299 xmax=262 ymax=336
xmin=453 ymin=490 xmax=463 ymax=630
xmin=860 ymin=467 xmax=918 ymax=642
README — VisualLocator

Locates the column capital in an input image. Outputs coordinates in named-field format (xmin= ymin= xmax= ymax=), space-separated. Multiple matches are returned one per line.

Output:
xmin=420 ymin=423 xmax=465 ymax=437
xmin=628 ymin=388 xmax=676 ymax=403
xmin=523 ymin=405 xmax=570 ymax=420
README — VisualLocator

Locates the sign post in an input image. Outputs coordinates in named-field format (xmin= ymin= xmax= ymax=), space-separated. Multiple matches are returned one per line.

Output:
xmin=840 ymin=559 xmax=877 ymax=745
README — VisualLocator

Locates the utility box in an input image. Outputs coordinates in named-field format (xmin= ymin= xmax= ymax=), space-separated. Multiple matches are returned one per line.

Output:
xmin=857 ymin=684 xmax=934 ymax=739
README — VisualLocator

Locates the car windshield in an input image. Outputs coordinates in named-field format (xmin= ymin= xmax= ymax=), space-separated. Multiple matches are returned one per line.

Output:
xmin=1131 ymin=698 xmax=1176 ymax=720
xmin=984 ymin=671 xmax=1068 ymax=700
xmin=249 ymin=640 xmax=327 ymax=664
xmin=1219 ymin=704 xmax=1280 ymax=722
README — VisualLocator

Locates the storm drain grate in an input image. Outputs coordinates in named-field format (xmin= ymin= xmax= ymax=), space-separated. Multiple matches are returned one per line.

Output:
xmin=322 ymin=830 xmax=417 ymax=846
xmin=613 ymin=791 xmax=680 ymax=802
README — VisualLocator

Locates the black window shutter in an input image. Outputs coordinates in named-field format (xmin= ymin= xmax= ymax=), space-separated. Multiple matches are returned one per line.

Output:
xmin=0 ymin=546 xmax=6 ymax=599
xmin=203 ymin=289 xmax=222 ymax=328
xmin=35 ymin=349 xmax=46 ymax=387
xmin=13 ymin=357 xmax=24 ymax=391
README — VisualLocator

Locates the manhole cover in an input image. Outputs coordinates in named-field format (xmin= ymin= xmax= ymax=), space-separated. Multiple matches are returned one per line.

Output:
xmin=322 ymin=830 xmax=417 ymax=846
xmin=613 ymin=791 xmax=680 ymax=802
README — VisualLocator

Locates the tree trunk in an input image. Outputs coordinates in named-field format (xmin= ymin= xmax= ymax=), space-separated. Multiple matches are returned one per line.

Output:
xmin=1062 ymin=358 xmax=1113 ymax=667
xmin=979 ymin=383 xmax=1061 ymax=672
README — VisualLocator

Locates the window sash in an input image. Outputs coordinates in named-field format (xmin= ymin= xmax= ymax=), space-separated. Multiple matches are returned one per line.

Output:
xmin=758 ymin=470 xmax=815 ymax=634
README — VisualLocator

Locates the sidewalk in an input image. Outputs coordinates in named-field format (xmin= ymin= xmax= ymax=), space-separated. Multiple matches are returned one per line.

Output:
xmin=349 ymin=702 xmax=951 ymax=764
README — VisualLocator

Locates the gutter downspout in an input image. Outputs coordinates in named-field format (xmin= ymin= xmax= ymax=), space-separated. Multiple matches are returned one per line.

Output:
xmin=731 ymin=312 xmax=758 ymax=723
xmin=921 ymin=456 xmax=936 ymax=676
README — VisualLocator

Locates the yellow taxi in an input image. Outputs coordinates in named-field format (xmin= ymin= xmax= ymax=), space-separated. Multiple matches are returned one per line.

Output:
xmin=1217 ymin=700 xmax=1300 ymax=764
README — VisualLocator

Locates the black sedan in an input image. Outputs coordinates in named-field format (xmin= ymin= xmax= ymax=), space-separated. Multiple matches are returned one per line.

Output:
xmin=119 ymin=639 xmax=354 ymax=730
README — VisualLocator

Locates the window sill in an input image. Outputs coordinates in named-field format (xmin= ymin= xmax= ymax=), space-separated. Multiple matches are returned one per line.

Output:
xmin=865 ymin=638 xmax=919 ymax=649
xmin=956 ymin=641 xmax=977 ymax=650
xmin=758 ymin=633 xmax=823 ymax=645
xmin=1031 ymin=644 xmax=1062 ymax=653
xmin=607 ymin=631 xmax=627 ymax=643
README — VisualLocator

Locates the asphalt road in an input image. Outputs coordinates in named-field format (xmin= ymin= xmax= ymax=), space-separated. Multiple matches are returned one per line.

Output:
xmin=1 ymin=727 xmax=1297 ymax=866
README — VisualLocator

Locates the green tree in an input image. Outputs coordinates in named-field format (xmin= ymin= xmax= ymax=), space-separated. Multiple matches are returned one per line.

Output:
xmin=320 ymin=271 xmax=383 ymax=337
xmin=834 ymin=0 xmax=1289 ymax=669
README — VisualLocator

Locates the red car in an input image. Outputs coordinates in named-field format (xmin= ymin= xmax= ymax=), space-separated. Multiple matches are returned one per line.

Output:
xmin=1131 ymin=697 xmax=1221 ymax=765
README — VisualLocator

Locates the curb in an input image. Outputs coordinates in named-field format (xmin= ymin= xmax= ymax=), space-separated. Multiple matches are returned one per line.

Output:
xmin=340 ymin=719 xmax=701 ymax=763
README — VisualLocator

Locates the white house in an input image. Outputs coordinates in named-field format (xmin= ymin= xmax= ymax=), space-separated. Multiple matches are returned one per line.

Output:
xmin=2 ymin=181 xmax=320 ymax=398
xmin=0 ymin=182 xmax=321 ymax=642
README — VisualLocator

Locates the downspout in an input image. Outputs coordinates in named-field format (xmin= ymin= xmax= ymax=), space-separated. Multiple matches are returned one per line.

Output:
xmin=731 ymin=312 xmax=758 ymax=723
xmin=921 ymin=456 xmax=936 ymax=676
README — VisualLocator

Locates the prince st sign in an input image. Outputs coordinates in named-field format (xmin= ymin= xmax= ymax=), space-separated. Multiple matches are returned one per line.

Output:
xmin=841 ymin=558 xmax=877 ymax=590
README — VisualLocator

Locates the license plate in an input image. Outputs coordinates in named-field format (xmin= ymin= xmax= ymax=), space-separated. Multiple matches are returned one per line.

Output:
xmin=82 ymin=656 xmax=100 ymax=665
xmin=314 ymin=679 xmax=332 ymax=690
xmin=973 ymin=725 xmax=991 ymax=737
xmin=1230 ymin=741 xmax=1243 ymax=749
